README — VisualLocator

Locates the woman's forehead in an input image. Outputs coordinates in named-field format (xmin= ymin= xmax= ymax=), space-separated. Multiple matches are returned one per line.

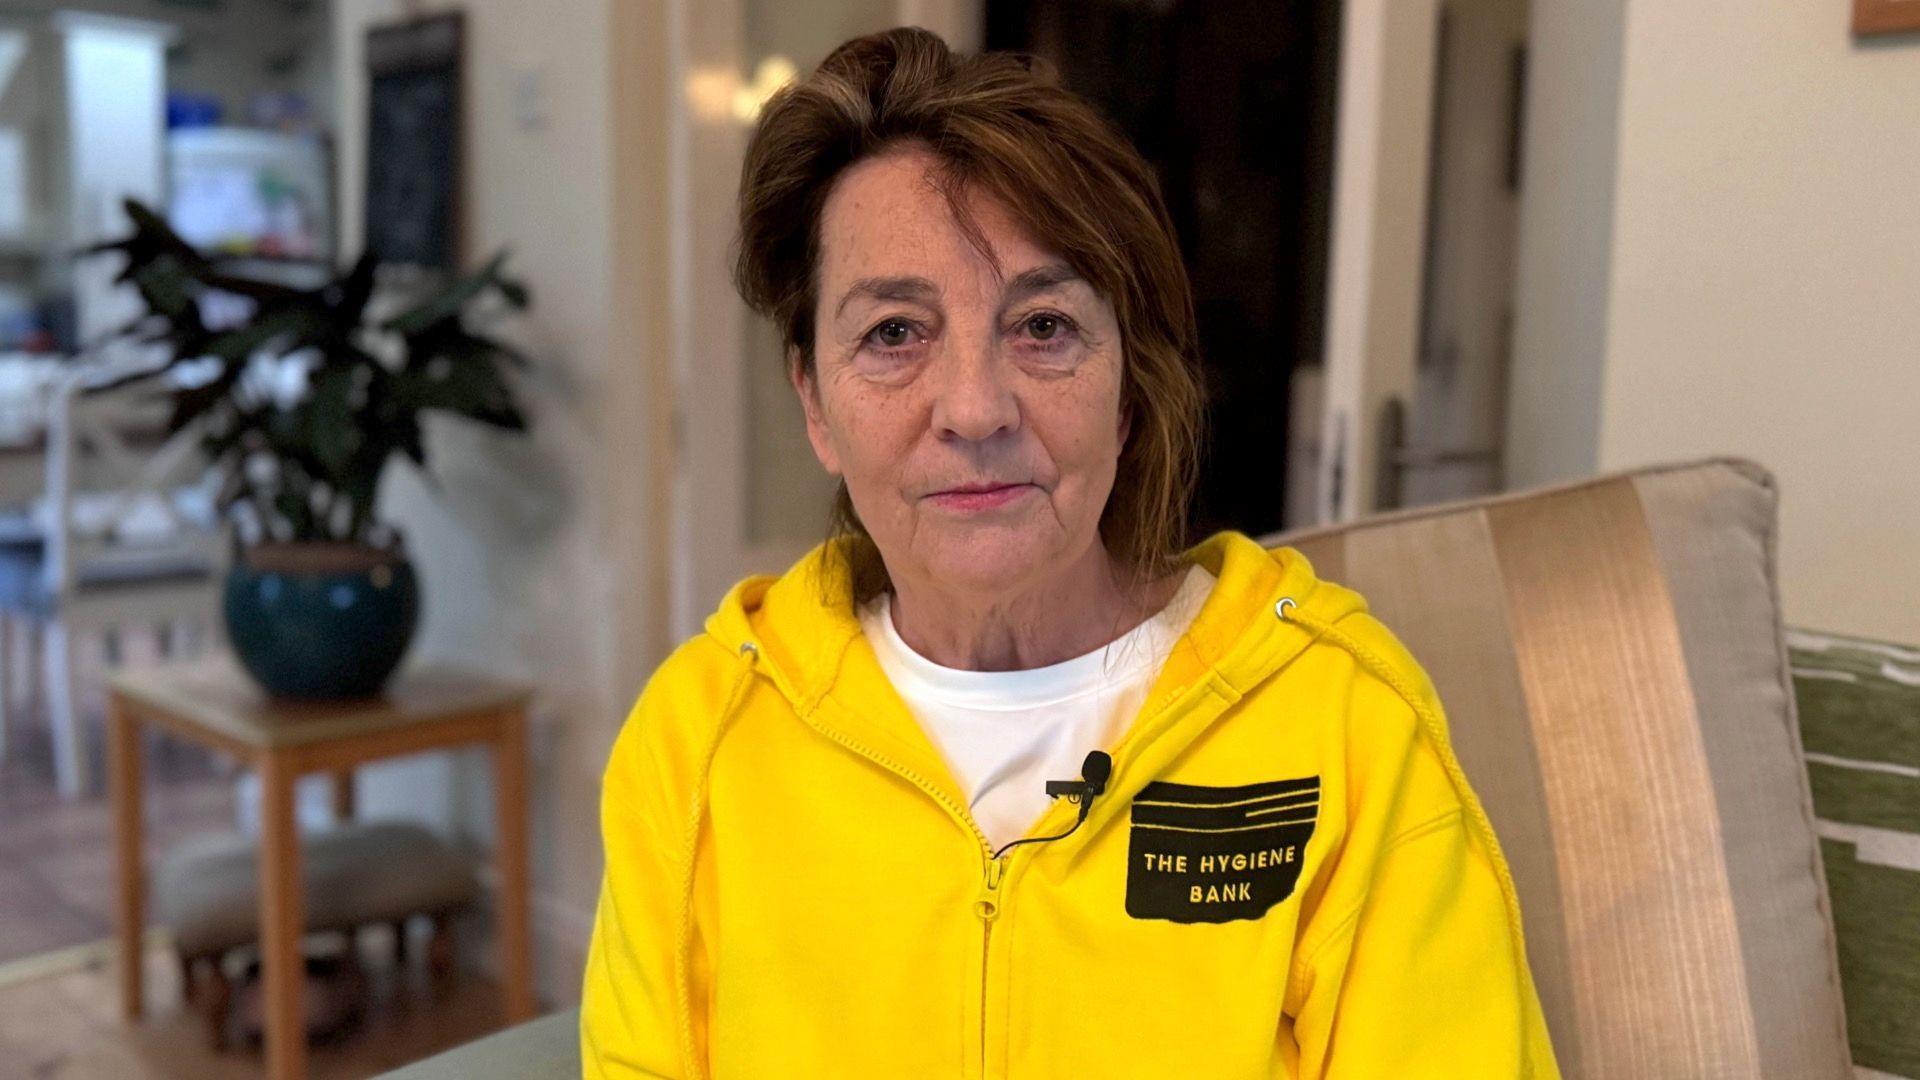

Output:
xmin=818 ymin=150 xmax=1061 ymax=297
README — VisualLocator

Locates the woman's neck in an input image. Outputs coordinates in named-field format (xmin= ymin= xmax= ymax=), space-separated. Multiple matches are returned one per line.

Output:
xmin=884 ymin=541 xmax=1186 ymax=672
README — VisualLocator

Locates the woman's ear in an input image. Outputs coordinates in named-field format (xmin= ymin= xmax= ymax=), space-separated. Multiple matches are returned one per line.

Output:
xmin=788 ymin=347 xmax=842 ymax=477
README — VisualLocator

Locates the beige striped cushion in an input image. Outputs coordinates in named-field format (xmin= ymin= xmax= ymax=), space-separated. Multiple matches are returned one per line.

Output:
xmin=1263 ymin=458 xmax=1852 ymax=1079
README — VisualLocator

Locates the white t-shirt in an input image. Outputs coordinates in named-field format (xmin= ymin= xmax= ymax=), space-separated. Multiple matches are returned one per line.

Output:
xmin=857 ymin=564 xmax=1216 ymax=851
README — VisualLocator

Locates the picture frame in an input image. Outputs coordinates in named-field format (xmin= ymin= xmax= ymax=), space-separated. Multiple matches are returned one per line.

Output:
xmin=1853 ymin=0 xmax=1920 ymax=35
xmin=364 ymin=11 xmax=464 ymax=269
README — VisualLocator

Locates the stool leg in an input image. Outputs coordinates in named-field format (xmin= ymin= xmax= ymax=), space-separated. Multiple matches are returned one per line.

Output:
xmin=204 ymin=958 xmax=231 ymax=1052
xmin=428 ymin=912 xmax=455 ymax=982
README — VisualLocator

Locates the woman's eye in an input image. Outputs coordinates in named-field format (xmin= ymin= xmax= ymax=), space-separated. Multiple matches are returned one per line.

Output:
xmin=867 ymin=318 xmax=916 ymax=350
xmin=1019 ymin=312 xmax=1076 ymax=348
xmin=1027 ymin=314 xmax=1061 ymax=340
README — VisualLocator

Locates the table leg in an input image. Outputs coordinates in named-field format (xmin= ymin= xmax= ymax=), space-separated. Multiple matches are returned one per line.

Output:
xmin=330 ymin=768 xmax=356 ymax=823
xmin=108 ymin=692 xmax=144 ymax=1021
xmin=493 ymin=711 xmax=535 ymax=1021
xmin=259 ymin=757 xmax=307 ymax=1080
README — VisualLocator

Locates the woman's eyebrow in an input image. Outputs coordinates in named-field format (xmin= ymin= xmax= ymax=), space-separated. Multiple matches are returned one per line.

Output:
xmin=998 ymin=264 xmax=1085 ymax=315
xmin=835 ymin=275 xmax=939 ymax=318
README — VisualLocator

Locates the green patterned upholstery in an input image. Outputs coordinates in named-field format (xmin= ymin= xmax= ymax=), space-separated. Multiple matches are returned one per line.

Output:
xmin=1790 ymin=629 xmax=1920 ymax=1079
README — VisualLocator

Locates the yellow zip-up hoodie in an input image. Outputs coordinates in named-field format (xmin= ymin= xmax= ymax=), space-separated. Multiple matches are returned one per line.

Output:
xmin=582 ymin=529 xmax=1561 ymax=1078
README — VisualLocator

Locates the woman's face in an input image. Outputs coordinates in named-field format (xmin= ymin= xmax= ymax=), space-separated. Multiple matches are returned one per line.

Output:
xmin=795 ymin=145 xmax=1130 ymax=598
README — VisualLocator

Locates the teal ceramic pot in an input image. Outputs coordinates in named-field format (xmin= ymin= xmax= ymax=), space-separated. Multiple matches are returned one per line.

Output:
xmin=223 ymin=541 xmax=420 ymax=699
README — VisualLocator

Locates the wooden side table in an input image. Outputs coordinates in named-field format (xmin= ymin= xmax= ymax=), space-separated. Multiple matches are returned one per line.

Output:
xmin=108 ymin=655 xmax=538 ymax=1080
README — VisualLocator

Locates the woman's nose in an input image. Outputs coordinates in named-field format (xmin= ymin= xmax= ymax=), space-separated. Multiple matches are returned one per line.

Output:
xmin=929 ymin=341 xmax=1019 ymax=442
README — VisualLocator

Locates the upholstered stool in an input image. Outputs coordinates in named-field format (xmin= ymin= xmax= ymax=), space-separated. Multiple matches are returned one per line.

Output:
xmin=154 ymin=820 xmax=481 ymax=1049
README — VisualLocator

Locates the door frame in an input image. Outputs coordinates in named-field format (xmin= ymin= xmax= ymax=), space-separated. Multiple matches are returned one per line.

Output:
xmin=1315 ymin=0 xmax=1443 ymax=523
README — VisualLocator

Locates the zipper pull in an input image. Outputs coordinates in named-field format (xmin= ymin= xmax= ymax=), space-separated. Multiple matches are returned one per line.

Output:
xmin=974 ymin=853 xmax=1006 ymax=921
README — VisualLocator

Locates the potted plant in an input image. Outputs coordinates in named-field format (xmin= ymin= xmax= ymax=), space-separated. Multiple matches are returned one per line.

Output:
xmin=88 ymin=200 xmax=533 ymax=698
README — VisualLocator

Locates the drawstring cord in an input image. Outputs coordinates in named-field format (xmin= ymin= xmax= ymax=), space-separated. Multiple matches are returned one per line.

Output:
xmin=675 ymin=640 xmax=760 ymax=1080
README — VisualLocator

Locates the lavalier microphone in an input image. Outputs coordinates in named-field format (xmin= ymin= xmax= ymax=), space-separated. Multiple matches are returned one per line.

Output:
xmin=1043 ymin=749 xmax=1110 ymax=801
xmin=992 ymin=750 xmax=1113 ymax=860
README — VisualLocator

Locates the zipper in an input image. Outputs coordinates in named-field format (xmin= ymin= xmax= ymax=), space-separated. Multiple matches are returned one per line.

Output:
xmin=976 ymin=850 xmax=1008 ymax=1076
xmin=977 ymin=848 xmax=1007 ymax=919
xmin=788 ymin=707 xmax=1004 ymax=1075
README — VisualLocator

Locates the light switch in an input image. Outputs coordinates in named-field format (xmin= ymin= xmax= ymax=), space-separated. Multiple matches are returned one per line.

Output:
xmin=511 ymin=64 xmax=546 ymax=131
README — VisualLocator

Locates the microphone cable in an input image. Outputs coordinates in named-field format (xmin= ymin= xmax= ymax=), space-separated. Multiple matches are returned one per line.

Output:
xmin=988 ymin=749 xmax=1114 ymax=861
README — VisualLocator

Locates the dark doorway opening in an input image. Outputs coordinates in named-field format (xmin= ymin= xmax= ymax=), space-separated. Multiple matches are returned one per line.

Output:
xmin=985 ymin=0 xmax=1341 ymax=540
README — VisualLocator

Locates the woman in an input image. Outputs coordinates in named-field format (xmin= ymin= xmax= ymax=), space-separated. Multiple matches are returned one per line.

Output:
xmin=582 ymin=26 xmax=1559 ymax=1079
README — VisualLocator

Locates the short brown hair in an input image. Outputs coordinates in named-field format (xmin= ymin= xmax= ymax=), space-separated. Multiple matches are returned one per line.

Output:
xmin=733 ymin=26 xmax=1205 ymax=603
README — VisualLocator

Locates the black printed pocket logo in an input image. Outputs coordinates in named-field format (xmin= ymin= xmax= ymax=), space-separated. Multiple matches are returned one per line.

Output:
xmin=1125 ymin=775 xmax=1319 ymax=923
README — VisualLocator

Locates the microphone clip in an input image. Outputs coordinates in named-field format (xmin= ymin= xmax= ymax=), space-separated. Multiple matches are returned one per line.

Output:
xmin=1044 ymin=777 xmax=1095 ymax=803
xmin=1044 ymin=750 xmax=1114 ymax=805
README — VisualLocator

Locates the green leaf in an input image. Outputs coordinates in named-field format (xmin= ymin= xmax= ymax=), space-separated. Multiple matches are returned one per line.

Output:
xmin=380 ymin=250 xmax=527 ymax=335
xmin=467 ymin=330 xmax=535 ymax=369
xmin=307 ymin=365 xmax=361 ymax=474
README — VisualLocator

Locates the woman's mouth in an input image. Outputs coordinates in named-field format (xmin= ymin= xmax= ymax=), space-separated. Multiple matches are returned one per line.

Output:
xmin=925 ymin=483 xmax=1035 ymax=511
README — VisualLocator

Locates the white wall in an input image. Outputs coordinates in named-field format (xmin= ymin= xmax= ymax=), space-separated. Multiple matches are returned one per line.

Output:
xmin=332 ymin=0 xmax=669 ymax=1005
xmin=1509 ymin=0 xmax=1920 ymax=643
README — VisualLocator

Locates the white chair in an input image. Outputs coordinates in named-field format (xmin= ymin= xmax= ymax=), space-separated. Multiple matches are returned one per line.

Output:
xmin=0 ymin=354 xmax=228 ymax=797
